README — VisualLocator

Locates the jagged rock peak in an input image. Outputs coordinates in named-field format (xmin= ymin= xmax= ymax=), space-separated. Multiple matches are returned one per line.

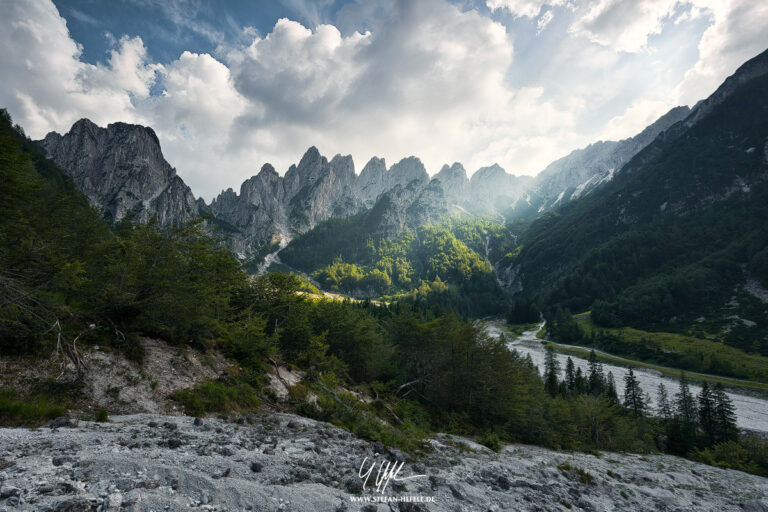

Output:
xmin=471 ymin=163 xmax=507 ymax=181
xmin=355 ymin=157 xmax=388 ymax=206
xmin=258 ymin=163 xmax=278 ymax=178
xmin=436 ymin=162 xmax=468 ymax=181
xmin=389 ymin=156 xmax=429 ymax=188
xmin=39 ymin=118 xmax=198 ymax=224
xmin=361 ymin=156 xmax=386 ymax=175
xmin=330 ymin=154 xmax=356 ymax=180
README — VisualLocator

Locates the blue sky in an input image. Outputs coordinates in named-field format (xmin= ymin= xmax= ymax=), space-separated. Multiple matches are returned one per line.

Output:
xmin=2 ymin=0 xmax=767 ymax=199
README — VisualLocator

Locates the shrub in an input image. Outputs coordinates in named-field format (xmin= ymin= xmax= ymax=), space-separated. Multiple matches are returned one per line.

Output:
xmin=170 ymin=379 xmax=260 ymax=417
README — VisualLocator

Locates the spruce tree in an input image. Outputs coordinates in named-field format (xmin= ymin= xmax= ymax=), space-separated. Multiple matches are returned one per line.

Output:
xmin=574 ymin=367 xmax=588 ymax=394
xmin=543 ymin=344 xmax=561 ymax=396
xmin=697 ymin=382 xmax=716 ymax=446
xmin=712 ymin=383 xmax=738 ymax=443
xmin=565 ymin=357 xmax=576 ymax=393
xmin=675 ymin=373 xmax=697 ymax=429
xmin=623 ymin=368 xmax=645 ymax=416
xmin=657 ymin=383 xmax=672 ymax=421
xmin=605 ymin=371 xmax=619 ymax=404
xmin=587 ymin=350 xmax=604 ymax=396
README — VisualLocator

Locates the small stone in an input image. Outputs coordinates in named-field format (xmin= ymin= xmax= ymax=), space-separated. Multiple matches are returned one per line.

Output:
xmin=49 ymin=417 xmax=73 ymax=429
xmin=250 ymin=462 xmax=263 ymax=473
xmin=167 ymin=438 xmax=183 ymax=449
xmin=54 ymin=496 xmax=91 ymax=512
xmin=194 ymin=417 xmax=203 ymax=426
xmin=0 ymin=486 xmax=20 ymax=498
xmin=342 ymin=475 xmax=363 ymax=493
xmin=742 ymin=501 xmax=768 ymax=512
xmin=103 ymin=492 xmax=123 ymax=511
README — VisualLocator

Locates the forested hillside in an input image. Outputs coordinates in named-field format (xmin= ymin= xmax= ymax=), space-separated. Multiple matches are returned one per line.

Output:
xmin=511 ymin=50 xmax=768 ymax=357
xmin=280 ymin=216 xmax=516 ymax=316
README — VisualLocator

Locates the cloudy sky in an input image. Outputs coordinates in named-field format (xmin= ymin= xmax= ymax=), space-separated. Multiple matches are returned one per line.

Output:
xmin=1 ymin=0 xmax=767 ymax=200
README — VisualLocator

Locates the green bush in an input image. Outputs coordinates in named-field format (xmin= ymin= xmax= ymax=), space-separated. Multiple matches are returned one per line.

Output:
xmin=0 ymin=388 xmax=66 ymax=426
xmin=479 ymin=431 xmax=501 ymax=452
xmin=170 ymin=379 xmax=260 ymax=417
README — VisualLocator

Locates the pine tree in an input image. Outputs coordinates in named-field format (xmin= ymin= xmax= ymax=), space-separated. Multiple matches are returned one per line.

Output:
xmin=543 ymin=344 xmax=561 ymax=396
xmin=587 ymin=350 xmax=604 ymax=396
xmin=712 ymin=383 xmax=738 ymax=444
xmin=657 ymin=383 xmax=672 ymax=421
xmin=697 ymin=382 xmax=716 ymax=446
xmin=565 ymin=357 xmax=576 ymax=393
xmin=574 ymin=367 xmax=588 ymax=394
xmin=675 ymin=373 xmax=697 ymax=428
xmin=605 ymin=371 xmax=619 ymax=404
xmin=623 ymin=368 xmax=645 ymax=416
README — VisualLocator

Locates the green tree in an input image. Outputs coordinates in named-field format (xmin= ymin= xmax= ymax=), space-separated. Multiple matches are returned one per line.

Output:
xmin=623 ymin=368 xmax=645 ymax=416
xmin=543 ymin=344 xmax=561 ymax=396
xmin=698 ymin=382 xmax=716 ymax=446
xmin=565 ymin=357 xmax=576 ymax=394
xmin=587 ymin=350 xmax=604 ymax=396
xmin=712 ymin=383 xmax=738 ymax=444
xmin=657 ymin=383 xmax=672 ymax=421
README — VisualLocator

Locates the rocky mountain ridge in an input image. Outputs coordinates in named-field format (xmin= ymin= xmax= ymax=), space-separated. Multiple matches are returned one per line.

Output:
xmin=40 ymin=119 xmax=202 ymax=225
xmin=37 ymin=97 xmax=712 ymax=262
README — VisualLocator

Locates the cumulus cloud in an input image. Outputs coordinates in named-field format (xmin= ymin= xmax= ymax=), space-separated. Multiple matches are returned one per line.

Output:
xmin=674 ymin=0 xmax=768 ymax=105
xmin=486 ymin=0 xmax=565 ymax=18
xmin=0 ymin=1 xmax=150 ymax=135
xmin=218 ymin=0 xmax=582 ymax=181
xmin=2 ymin=0 xmax=768 ymax=200
xmin=569 ymin=0 xmax=680 ymax=53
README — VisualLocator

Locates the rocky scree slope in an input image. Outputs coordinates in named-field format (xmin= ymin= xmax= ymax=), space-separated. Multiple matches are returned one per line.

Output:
xmin=1 ymin=413 xmax=767 ymax=512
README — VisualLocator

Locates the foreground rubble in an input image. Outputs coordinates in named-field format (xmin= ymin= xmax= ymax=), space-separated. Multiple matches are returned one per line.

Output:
xmin=0 ymin=413 xmax=766 ymax=511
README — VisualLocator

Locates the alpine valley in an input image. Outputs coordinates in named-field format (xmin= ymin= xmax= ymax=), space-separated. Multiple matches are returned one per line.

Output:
xmin=2 ymin=12 xmax=768 ymax=512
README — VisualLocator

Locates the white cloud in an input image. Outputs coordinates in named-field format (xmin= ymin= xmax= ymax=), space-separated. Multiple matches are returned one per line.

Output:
xmin=2 ymin=0 xmax=768 ymax=201
xmin=569 ymin=0 xmax=679 ymax=53
xmin=674 ymin=0 xmax=768 ymax=105
xmin=486 ymin=0 xmax=564 ymax=18
xmin=218 ymin=0 xmax=581 ymax=180
xmin=0 ymin=1 xmax=147 ymax=135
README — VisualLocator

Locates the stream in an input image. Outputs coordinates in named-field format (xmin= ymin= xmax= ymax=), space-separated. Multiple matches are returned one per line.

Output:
xmin=484 ymin=320 xmax=768 ymax=435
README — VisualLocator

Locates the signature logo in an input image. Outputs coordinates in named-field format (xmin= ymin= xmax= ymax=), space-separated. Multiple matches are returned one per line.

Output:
xmin=358 ymin=457 xmax=427 ymax=494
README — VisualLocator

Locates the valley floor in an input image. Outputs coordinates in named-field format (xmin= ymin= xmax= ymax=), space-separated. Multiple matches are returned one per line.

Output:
xmin=485 ymin=321 xmax=768 ymax=435
xmin=1 ymin=413 xmax=767 ymax=512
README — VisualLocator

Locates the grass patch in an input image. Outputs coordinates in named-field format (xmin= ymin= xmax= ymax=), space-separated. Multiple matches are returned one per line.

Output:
xmin=170 ymin=379 xmax=261 ymax=417
xmin=557 ymin=463 xmax=596 ymax=485
xmin=296 ymin=382 xmax=430 ymax=454
xmin=576 ymin=317 xmax=768 ymax=389
xmin=504 ymin=323 xmax=540 ymax=336
xmin=0 ymin=388 xmax=66 ymax=426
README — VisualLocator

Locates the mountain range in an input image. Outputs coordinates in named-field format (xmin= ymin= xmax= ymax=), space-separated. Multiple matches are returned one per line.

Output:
xmin=31 ymin=47 xmax=768 ymax=350
xmin=37 ymin=99 xmax=689 ymax=263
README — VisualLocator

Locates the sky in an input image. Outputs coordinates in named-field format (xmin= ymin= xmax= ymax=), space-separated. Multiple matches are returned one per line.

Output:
xmin=1 ymin=0 xmax=767 ymax=200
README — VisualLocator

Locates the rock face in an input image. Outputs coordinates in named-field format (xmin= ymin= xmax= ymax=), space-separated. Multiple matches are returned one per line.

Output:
xmin=468 ymin=163 xmax=531 ymax=214
xmin=40 ymin=119 xmax=201 ymax=224
xmin=0 ymin=413 xmax=766 ymax=511
xmin=433 ymin=162 xmax=469 ymax=204
xmin=514 ymin=105 xmax=692 ymax=218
